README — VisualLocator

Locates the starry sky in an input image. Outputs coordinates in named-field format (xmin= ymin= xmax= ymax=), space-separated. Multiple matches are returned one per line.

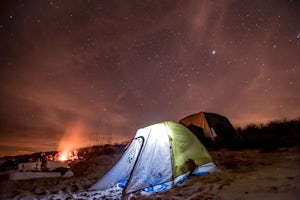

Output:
xmin=0 ymin=0 xmax=299 ymax=156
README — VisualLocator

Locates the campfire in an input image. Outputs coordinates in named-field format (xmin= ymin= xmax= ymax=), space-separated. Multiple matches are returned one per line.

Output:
xmin=57 ymin=122 xmax=83 ymax=161
xmin=57 ymin=150 xmax=69 ymax=161
xmin=57 ymin=149 xmax=78 ymax=161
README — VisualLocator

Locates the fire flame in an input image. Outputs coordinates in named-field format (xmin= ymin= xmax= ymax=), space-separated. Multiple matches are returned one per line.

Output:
xmin=57 ymin=122 xmax=83 ymax=161
xmin=57 ymin=149 xmax=78 ymax=161
xmin=58 ymin=151 xmax=69 ymax=161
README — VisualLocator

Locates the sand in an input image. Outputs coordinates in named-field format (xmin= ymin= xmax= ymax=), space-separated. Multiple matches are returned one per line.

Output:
xmin=0 ymin=147 xmax=299 ymax=200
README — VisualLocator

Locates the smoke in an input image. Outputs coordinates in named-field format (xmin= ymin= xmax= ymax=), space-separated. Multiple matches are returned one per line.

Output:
xmin=57 ymin=121 xmax=85 ymax=158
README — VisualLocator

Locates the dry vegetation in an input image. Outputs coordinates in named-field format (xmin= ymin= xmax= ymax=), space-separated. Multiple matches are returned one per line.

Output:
xmin=0 ymin=119 xmax=299 ymax=199
xmin=236 ymin=118 xmax=300 ymax=150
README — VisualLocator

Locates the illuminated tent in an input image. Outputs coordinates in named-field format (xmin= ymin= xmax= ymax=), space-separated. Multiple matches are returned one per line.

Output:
xmin=89 ymin=121 xmax=215 ymax=196
xmin=179 ymin=112 xmax=242 ymax=146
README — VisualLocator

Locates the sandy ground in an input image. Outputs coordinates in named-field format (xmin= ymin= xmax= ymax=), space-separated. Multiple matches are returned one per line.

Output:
xmin=0 ymin=147 xmax=299 ymax=200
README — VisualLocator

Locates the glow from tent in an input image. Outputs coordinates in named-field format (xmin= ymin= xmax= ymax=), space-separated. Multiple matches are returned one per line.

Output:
xmin=163 ymin=124 xmax=174 ymax=138
xmin=151 ymin=122 xmax=174 ymax=140
xmin=152 ymin=124 xmax=167 ymax=137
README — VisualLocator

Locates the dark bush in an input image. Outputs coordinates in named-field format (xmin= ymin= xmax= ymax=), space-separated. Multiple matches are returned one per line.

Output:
xmin=237 ymin=118 xmax=300 ymax=150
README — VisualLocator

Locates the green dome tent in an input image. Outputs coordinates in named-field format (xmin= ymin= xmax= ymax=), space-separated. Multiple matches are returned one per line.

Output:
xmin=90 ymin=121 xmax=215 ymax=196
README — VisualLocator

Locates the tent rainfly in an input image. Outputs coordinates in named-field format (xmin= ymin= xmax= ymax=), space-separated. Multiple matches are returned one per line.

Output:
xmin=89 ymin=121 xmax=216 ymax=196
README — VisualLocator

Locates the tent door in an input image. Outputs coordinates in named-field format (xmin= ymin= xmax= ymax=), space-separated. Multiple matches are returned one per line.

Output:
xmin=122 ymin=136 xmax=145 ymax=195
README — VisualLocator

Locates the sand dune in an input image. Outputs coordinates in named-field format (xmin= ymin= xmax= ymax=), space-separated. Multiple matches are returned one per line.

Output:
xmin=0 ymin=147 xmax=299 ymax=200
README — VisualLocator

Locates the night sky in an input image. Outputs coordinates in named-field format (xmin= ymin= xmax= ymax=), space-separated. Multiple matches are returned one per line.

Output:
xmin=0 ymin=0 xmax=299 ymax=156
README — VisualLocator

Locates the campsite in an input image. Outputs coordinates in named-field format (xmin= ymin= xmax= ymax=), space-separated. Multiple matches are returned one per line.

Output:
xmin=0 ymin=118 xmax=299 ymax=200
xmin=1 ymin=1 xmax=299 ymax=199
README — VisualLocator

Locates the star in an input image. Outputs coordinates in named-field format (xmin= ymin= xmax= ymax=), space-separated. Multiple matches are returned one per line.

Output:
xmin=0 ymin=0 xmax=299 ymax=156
